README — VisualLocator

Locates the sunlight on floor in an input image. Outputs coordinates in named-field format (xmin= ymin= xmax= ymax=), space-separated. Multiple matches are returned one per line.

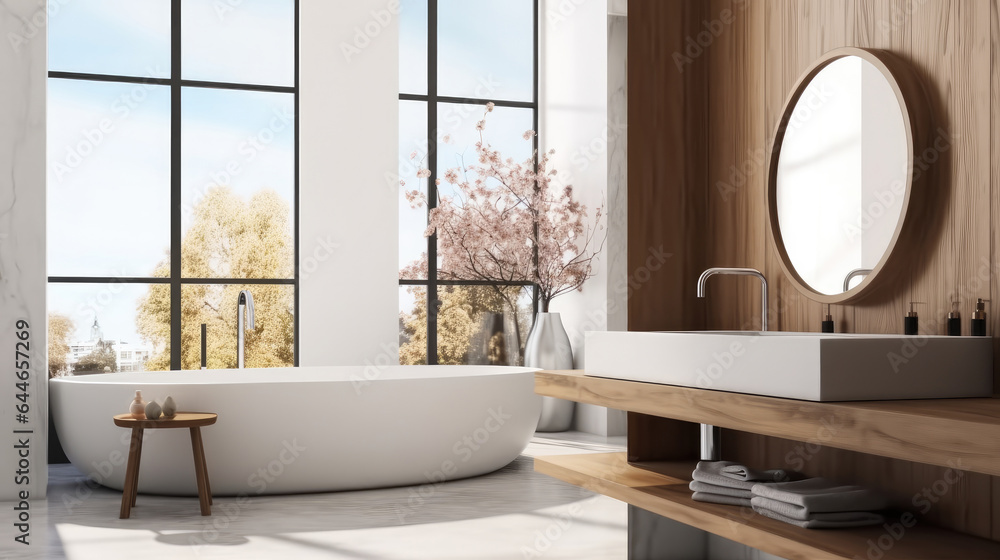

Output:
xmin=10 ymin=432 xmax=627 ymax=560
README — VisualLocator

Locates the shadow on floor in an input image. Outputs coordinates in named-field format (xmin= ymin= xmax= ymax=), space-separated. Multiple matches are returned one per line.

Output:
xmin=46 ymin=456 xmax=596 ymax=551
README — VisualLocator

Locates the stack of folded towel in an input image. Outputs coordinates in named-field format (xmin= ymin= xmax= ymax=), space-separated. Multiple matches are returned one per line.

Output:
xmin=750 ymin=478 xmax=887 ymax=529
xmin=689 ymin=461 xmax=793 ymax=507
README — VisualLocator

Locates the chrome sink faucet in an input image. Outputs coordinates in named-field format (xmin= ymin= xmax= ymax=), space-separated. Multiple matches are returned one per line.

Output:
xmin=696 ymin=267 xmax=769 ymax=461
xmin=697 ymin=268 xmax=768 ymax=331
xmin=237 ymin=290 xmax=256 ymax=369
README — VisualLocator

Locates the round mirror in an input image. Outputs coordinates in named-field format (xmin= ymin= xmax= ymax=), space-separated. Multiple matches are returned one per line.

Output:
xmin=768 ymin=48 xmax=922 ymax=303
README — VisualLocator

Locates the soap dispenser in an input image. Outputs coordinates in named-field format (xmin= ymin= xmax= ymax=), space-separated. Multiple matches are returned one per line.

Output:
xmin=821 ymin=304 xmax=834 ymax=333
xmin=971 ymin=298 xmax=989 ymax=337
xmin=904 ymin=302 xmax=923 ymax=336
xmin=947 ymin=300 xmax=962 ymax=336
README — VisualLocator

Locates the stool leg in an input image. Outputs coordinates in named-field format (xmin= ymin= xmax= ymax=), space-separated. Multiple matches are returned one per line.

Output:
xmin=197 ymin=431 xmax=213 ymax=505
xmin=120 ymin=427 xmax=141 ymax=519
xmin=190 ymin=427 xmax=211 ymax=516
xmin=131 ymin=428 xmax=144 ymax=507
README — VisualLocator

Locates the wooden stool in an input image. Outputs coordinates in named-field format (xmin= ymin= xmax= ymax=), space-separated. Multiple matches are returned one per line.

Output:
xmin=113 ymin=412 xmax=218 ymax=519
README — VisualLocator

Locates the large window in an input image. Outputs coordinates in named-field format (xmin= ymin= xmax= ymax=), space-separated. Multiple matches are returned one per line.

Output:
xmin=47 ymin=1 xmax=298 ymax=375
xmin=398 ymin=0 xmax=539 ymax=366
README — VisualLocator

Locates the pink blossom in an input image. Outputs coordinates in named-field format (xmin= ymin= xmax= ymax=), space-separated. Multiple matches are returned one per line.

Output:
xmin=409 ymin=151 xmax=417 ymax=159
xmin=402 ymin=111 xmax=606 ymax=314
xmin=416 ymin=168 xmax=431 ymax=179
xmin=486 ymin=102 xmax=495 ymax=112
xmin=523 ymin=130 xmax=535 ymax=141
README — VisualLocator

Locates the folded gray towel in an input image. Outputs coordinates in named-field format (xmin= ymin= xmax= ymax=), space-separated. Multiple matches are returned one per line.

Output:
xmin=692 ymin=461 xmax=781 ymax=490
xmin=718 ymin=462 xmax=791 ymax=483
xmin=752 ymin=502 xmax=885 ymax=529
xmin=692 ymin=492 xmax=752 ymax=508
xmin=689 ymin=480 xmax=753 ymax=500
xmin=750 ymin=496 xmax=814 ymax=520
xmin=751 ymin=478 xmax=887 ymax=515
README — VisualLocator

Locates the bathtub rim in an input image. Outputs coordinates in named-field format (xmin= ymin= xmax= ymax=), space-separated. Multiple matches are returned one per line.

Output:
xmin=48 ymin=364 xmax=541 ymax=386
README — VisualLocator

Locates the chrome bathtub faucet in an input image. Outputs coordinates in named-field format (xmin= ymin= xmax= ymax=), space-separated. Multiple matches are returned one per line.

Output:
xmin=696 ymin=267 xmax=769 ymax=461
xmin=237 ymin=290 xmax=256 ymax=369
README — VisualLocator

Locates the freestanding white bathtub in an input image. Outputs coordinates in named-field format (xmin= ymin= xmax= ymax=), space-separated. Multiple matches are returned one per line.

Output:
xmin=50 ymin=366 xmax=541 ymax=496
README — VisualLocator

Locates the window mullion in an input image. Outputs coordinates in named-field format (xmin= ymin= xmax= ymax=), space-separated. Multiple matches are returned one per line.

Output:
xmin=426 ymin=0 xmax=439 ymax=366
xmin=169 ymin=0 xmax=183 ymax=370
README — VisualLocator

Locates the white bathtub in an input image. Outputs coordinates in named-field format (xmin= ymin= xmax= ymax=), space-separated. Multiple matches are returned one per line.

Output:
xmin=50 ymin=366 xmax=541 ymax=496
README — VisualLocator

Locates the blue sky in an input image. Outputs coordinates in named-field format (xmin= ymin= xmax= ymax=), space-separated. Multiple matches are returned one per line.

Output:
xmin=47 ymin=1 xmax=295 ymax=344
xmin=46 ymin=0 xmax=533 ymax=346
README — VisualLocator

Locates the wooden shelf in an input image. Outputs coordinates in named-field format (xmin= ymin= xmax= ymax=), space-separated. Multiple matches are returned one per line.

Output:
xmin=536 ymin=370 xmax=1000 ymax=476
xmin=535 ymin=453 xmax=1000 ymax=560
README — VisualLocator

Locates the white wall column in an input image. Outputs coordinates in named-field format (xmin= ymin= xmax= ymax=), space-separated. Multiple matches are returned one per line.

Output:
xmin=0 ymin=1 xmax=48 ymax=510
xmin=541 ymin=0 xmax=626 ymax=436
xmin=298 ymin=0 xmax=400 ymax=368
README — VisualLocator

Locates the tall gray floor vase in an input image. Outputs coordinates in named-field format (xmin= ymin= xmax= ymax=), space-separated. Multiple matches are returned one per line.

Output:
xmin=524 ymin=312 xmax=575 ymax=432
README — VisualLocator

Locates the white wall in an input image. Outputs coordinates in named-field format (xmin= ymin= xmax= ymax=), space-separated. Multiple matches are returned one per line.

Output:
xmin=299 ymin=0 xmax=400 ymax=368
xmin=542 ymin=0 xmax=626 ymax=436
xmin=0 ymin=0 xmax=48 ymax=507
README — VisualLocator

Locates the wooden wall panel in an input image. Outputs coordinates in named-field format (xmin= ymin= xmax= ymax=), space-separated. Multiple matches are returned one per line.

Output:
xmin=990 ymin=0 xmax=1000 ymax=541
xmin=626 ymin=0 xmax=709 ymax=333
xmin=907 ymin=1 xmax=954 ymax=340
xmin=628 ymin=0 xmax=1000 ymax=542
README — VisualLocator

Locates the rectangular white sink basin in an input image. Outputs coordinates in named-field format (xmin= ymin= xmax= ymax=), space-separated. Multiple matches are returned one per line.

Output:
xmin=585 ymin=331 xmax=994 ymax=401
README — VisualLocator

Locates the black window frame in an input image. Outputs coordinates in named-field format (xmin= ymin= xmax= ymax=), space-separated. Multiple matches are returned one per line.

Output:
xmin=398 ymin=0 xmax=540 ymax=365
xmin=47 ymin=0 xmax=300 ymax=371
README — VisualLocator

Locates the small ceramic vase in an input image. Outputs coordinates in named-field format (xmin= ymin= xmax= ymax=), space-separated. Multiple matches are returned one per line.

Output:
xmin=129 ymin=391 xmax=147 ymax=419
xmin=162 ymin=396 xmax=177 ymax=419
xmin=145 ymin=400 xmax=162 ymax=420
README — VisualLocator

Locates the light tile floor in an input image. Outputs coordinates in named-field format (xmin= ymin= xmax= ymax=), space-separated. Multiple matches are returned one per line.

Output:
xmin=5 ymin=432 xmax=627 ymax=560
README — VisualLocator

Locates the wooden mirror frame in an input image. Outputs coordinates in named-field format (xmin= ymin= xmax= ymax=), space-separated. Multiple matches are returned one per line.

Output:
xmin=766 ymin=47 xmax=930 ymax=305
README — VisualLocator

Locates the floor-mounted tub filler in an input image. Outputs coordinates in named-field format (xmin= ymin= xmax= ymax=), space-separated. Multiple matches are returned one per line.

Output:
xmin=50 ymin=366 xmax=541 ymax=496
